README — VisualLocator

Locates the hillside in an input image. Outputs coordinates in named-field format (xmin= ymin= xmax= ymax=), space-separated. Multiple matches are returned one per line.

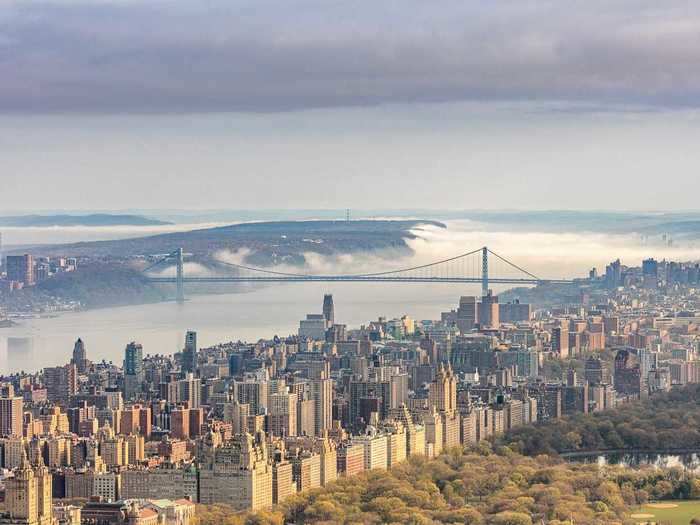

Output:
xmin=2 ymin=220 xmax=444 ymax=310
xmin=15 ymin=220 xmax=444 ymax=265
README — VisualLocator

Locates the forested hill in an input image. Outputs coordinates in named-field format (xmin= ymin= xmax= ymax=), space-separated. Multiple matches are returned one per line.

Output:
xmin=17 ymin=220 xmax=445 ymax=265
xmin=1 ymin=220 xmax=445 ymax=309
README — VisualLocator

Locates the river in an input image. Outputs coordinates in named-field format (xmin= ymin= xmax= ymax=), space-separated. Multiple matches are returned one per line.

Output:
xmin=0 ymin=282 xmax=466 ymax=373
xmin=3 ymin=221 xmax=700 ymax=374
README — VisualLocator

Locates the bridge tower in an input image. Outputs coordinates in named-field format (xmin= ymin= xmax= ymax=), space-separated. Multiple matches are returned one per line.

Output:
xmin=481 ymin=246 xmax=488 ymax=296
xmin=175 ymin=248 xmax=185 ymax=303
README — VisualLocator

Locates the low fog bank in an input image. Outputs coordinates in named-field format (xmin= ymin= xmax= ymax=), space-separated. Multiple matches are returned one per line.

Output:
xmin=206 ymin=221 xmax=700 ymax=282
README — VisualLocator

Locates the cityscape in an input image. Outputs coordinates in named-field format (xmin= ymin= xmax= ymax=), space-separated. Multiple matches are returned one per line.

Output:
xmin=4 ymin=0 xmax=700 ymax=524
xmin=1 ymin=244 xmax=700 ymax=523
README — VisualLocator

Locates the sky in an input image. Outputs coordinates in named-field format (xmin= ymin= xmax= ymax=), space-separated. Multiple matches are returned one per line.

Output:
xmin=1 ymin=0 xmax=700 ymax=210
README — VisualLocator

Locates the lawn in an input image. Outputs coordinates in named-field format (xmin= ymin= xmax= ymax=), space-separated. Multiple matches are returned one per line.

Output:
xmin=632 ymin=501 xmax=700 ymax=524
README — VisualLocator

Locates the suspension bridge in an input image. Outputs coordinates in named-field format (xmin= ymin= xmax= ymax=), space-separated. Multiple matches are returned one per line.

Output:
xmin=142 ymin=247 xmax=577 ymax=303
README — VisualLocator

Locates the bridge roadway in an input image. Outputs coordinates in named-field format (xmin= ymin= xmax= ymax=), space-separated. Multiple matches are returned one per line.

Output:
xmin=145 ymin=276 xmax=575 ymax=285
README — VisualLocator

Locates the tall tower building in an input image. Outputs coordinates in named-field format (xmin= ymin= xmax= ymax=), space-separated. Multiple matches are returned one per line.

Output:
xmin=456 ymin=296 xmax=478 ymax=333
xmin=311 ymin=377 xmax=333 ymax=437
xmin=44 ymin=364 xmax=78 ymax=406
xmin=32 ymin=445 xmax=53 ymax=525
xmin=71 ymin=338 xmax=89 ymax=374
xmin=268 ymin=390 xmax=298 ymax=437
xmin=123 ymin=342 xmax=144 ymax=401
xmin=478 ymin=291 xmax=499 ymax=328
xmin=4 ymin=454 xmax=38 ymax=523
xmin=2 ymin=449 xmax=54 ymax=525
xmin=322 ymin=294 xmax=334 ymax=326
xmin=179 ymin=373 xmax=201 ymax=409
xmin=428 ymin=363 xmax=457 ymax=414
xmin=6 ymin=254 xmax=35 ymax=286
xmin=182 ymin=331 xmax=198 ymax=375
xmin=642 ymin=258 xmax=659 ymax=289
xmin=0 ymin=394 xmax=23 ymax=438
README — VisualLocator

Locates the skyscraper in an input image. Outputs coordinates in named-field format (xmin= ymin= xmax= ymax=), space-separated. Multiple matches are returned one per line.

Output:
xmin=44 ymin=364 xmax=78 ymax=406
xmin=311 ymin=377 xmax=333 ymax=436
xmin=456 ymin=296 xmax=478 ymax=333
xmin=182 ymin=331 xmax=198 ymax=375
xmin=478 ymin=291 xmax=499 ymax=328
xmin=179 ymin=373 xmax=201 ymax=409
xmin=124 ymin=342 xmax=143 ymax=376
xmin=322 ymin=294 xmax=334 ymax=325
xmin=0 ymin=394 xmax=23 ymax=438
xmin=6 ymin=254 xmax=35 ymax=286
xmin=2 ymin=451 xmax=54 ymax=525
xmin=642 ymin=258 xmax=659 ymax=289
xmin=428 ymin=363 xmax=457 ymax=414
xmin=123 ymin=342 xmax=144 ymax=401
xmin=71 ymin=338 xmax=89 ymax=374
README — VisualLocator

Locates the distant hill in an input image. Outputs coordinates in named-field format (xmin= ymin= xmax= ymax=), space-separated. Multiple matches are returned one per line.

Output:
xmin=0 ymin=214 xmax=170 ymax=227
xmin=20 ymin=220 xmax=444 ymax=265
xmin=1 ymin=219 xmax=444 ymax=309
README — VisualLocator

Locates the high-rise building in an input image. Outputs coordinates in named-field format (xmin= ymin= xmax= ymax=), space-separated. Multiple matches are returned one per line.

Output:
xmin=268 ymin=390 xmax=298 ymax=437
xmin=198 ymin=432 xmax=273 ymax=510
xmin=123 ymin=342 xmax=143 ymax=376
xmin=182 ymin=331 xmax=198 ymax=375
xmin=44 ymin=364 xmax=78 ymax=406
xmin=123 ymin=342 xmax=144 ymax=401
xmin=322 ymin=294 xmax=334 ymax=325
xmin=171 ymin=408 xmax=191 ymax=440
xmin=498 ymin=300 xmax=532 ymax=323
xmin=642 ymin=258 xmax=659 ymax=289
xmin=478 ymin=291 xmax=499 ymax=328
xmin=349 ymin=380 xmax=390 ymax=428
xmin=428 ymin=363 xmax=457 ymax=414
xmin=311 ymin=378 xmax=333 ymax=436
xmin=551 ymin=324 xmax=570 ymax=358
xmin=71 ymin=338 xmax=90 ymax=374
xmin=584 ymin=357 xmax=610 ymax=385
xmin=614 ymin=349 xmax=642 ymax=398
xmin=6 ymin=254 xmax=35 ymax=286
xmin=234 ymin=379 xmax=268 ymax=415
xmin=1 ymin=452 xmax=53 ymax=525
xmin=456 ymin=296 xmax=478 ymax=333
xmin=0 ymin=394 xmax=23 ymax=438
xmin=605 ymin=259 xmax=623 ymax=289
xmin=298 ymin=315 xmax=327 ymax=341
xmin=179 ymin=373 xmax=201 ymax=409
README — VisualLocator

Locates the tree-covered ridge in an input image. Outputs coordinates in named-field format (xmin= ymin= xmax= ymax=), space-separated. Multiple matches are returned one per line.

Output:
xmin=499 ymin=384 xmax=700 ymax=457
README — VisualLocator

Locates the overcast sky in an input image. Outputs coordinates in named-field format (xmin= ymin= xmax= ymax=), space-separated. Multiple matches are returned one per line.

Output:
xmin=1 ymin=1 xmax=699 ymax=210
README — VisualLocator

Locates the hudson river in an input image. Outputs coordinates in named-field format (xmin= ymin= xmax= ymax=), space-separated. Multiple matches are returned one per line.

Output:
xmin=3 ymin=222 xmax=698 ymax=373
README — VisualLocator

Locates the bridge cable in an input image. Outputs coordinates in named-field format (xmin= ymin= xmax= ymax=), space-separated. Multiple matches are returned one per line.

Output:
xmin=209 ymin=247 xmax=486 ymax=278
xmin=486 ymin=248 xmax=541 ymax=281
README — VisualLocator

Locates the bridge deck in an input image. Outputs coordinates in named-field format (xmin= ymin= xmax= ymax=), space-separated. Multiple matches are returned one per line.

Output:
xmin=146 ymin=276 xmax=575 ymax=284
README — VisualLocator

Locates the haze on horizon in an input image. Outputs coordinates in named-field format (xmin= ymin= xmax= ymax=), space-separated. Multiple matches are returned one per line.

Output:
xmin=1 ymin=0 xmax=699 ymax=210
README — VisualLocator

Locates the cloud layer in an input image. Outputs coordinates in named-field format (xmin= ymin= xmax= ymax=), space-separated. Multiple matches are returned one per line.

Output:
xmin=2 ymin=0 xmax=700 ymax=112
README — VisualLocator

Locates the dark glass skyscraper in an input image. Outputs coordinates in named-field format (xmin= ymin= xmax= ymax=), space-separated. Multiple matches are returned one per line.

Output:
xmin=123 ymin=342 xmax=144 ymax=401
xmin=124 ymin=342 xmax=143 ymax=376
xmin=182 ymin=330 xmax=198 ymax=375
xmin=322 ymin=294 xmax=334 ymax=325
